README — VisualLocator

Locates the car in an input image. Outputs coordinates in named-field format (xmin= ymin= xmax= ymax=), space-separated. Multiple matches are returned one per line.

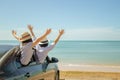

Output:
xmin=0 ymin=45 xmax=59 ymax=80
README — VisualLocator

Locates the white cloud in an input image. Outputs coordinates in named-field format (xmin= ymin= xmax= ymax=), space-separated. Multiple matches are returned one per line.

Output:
xmin=0 ymin=30 xmax=12 ymax=40
xmin=63 ymin=28 xmax=120 ymax=40
xmin=1 ymin=27 xmax=120 ymax=40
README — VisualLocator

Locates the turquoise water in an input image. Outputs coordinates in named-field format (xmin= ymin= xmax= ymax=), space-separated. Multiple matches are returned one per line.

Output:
xmin=0 ymin=40 xmax=120 ymax=66
xmin=50 ymin=41 xmax=120 ymax=66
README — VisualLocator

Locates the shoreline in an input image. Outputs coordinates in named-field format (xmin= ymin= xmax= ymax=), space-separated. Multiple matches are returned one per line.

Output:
xmin=59 ymin=63 xmax=120 ymax=79
xmin=58 ymin=63 xmax=120 ymax=73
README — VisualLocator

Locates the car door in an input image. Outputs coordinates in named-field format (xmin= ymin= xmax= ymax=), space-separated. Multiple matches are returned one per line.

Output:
xmin=16 ymin=62 xmax=44 ymax=80
xmin=27 ymin=62 xmax=57 ymax=80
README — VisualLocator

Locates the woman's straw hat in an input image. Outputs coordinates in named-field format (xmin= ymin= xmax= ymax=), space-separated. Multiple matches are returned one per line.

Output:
xmin=20 ymin=32 xmax=31 ymax=42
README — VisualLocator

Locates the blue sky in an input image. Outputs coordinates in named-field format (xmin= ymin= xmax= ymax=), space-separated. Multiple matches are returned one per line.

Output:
xmin=0 ymin=0 xmax=120 ymax=40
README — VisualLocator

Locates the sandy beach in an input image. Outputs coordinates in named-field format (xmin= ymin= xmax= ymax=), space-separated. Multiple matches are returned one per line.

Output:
xmin=60 ymin=71 xmax=120 ymax=80
xmin=59 ymin=64 xmax=120 ymax=80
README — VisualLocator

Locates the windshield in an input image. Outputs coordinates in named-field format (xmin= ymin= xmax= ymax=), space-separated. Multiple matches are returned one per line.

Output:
xmin=0 ymin=45 xmax=14 ymax=59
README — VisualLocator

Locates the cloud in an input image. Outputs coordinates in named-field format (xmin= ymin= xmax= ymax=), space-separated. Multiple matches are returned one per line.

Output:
xmin=0 ymin=27 xmax=120 ymax=40
xmin=0 ymin=30 xmax=12 ymax=40
xmin=63 ymin=28 xmax=120 ymax=40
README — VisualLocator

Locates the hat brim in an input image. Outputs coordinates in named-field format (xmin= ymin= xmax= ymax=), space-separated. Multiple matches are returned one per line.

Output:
xmin=20 ymin=36 xmax=31 ymax=42
xmin=39 ymin=40 xmax=49 ymax=44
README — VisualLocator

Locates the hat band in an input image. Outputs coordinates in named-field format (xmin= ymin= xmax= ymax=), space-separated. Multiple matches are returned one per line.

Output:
xmin=39 ymin=40 xmax=49 ymax=44
xmin=21 ymin=34 xmax=31 ymax=39
xmin=41 ymin=40 xmax=48 ymax=43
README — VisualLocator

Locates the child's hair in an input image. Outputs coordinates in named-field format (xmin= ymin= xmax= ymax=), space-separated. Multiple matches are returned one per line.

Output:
xmin=39 ymin=43 xmax=48 ymax=47
xmin=22 ymin=38 xmax=33 ymax=43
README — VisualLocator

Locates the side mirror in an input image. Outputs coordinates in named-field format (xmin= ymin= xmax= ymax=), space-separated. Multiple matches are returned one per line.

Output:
xmin=51 ymin=57 xmax=59 ymax=63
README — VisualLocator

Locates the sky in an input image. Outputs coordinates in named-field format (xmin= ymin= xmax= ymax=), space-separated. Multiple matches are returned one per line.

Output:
xmin=0 ymin=0 xmax=120 ymax=40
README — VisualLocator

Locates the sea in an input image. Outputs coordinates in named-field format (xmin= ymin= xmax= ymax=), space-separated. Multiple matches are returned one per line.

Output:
xmin=0 ymin=40 xmax=120 ymax=67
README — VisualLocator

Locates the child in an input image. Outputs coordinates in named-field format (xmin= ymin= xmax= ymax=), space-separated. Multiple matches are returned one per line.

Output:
xmin=28 ymin=25 xmax=64 ymax=63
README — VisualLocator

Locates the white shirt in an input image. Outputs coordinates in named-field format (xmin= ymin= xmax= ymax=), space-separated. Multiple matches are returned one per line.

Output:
xmin=33 ymin=37 xmax=55 ymax=63
xmin=20 ymin=42 xmax=33 ymax=65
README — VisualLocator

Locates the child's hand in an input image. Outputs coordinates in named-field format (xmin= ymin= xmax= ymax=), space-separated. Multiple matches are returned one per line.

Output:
xmin=45 ymin=28 xmax=51 ymax=35
xmin=28 ymin=25 xmax=33 ymax=31
xmin=59 ymin=29 xmax=64 ymax=36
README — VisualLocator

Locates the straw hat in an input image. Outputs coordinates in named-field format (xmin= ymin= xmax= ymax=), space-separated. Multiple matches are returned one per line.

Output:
xmin=20 ymin=32 xmax=31 ymax=42
xmin=39 ymin=37 xmax=49 ymax=44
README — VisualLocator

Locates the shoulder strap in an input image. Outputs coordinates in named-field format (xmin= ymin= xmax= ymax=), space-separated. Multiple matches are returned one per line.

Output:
xmin=32 ymin=48 xmax=39 ymax=64
xmin=16 ymin=48 xmax=22 ymax=62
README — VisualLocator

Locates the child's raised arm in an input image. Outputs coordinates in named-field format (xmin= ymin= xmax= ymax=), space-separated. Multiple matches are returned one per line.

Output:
xmin=54 ymin=29 xmax=64 ymax=44
xmin=32 ymin=28 xmax=51 ymax=47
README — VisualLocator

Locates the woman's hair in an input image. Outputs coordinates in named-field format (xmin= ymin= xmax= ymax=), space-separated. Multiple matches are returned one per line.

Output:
xmin=22 ymin=38 xmax=33 ymax=43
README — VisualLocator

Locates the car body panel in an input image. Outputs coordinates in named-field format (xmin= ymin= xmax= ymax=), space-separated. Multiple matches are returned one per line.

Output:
xmin=0 ymin=45 xmax=59 ymax=80
xmin=28 ymin=69 xmax=56 ymax=80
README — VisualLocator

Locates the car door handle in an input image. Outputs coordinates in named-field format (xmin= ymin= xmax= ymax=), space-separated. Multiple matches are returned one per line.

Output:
xmin=24 ymin=72 xmax=30 ymax=78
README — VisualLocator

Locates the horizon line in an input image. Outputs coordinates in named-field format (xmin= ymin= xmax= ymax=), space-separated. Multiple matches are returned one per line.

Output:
xmin=0 ymin=40 xmax=120 ymax=41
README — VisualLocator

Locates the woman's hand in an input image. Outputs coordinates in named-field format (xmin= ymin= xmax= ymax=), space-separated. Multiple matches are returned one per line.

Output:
xmin=12 ymin=30 xmax=17 ymax=36
xmin=59 ymin=29 xmax=64 ymax=36
xmin=28 ymin=24 xmax=33 ymax=31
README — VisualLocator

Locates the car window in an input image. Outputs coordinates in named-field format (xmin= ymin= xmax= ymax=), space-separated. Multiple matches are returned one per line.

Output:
xmin=0 ymin=45 xmax=14 ymax=59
